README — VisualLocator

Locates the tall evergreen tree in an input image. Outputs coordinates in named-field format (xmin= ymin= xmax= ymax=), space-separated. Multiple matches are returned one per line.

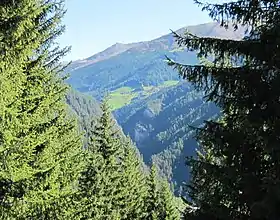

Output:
xmin=0 ymin=0 xmax=83 ymax=218
xmin=146 ymin=164 xmax=161 ymax=220
xmin=167 ymin=0 xmax=280 ymax=219
xmin=159 ymin=180 xmax=181 ymax=220
xmin=119 ymin=137 xmax=148 ymax=219
xmin=77 ymin=100 xmax=125 ymax=219
xmin=145 ymin=164 xmax=180 ymax=220
xmin=92 ymin=99 xmax=122 ymax=161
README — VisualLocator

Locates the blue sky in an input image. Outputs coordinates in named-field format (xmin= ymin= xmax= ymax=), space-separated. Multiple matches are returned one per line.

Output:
xmin=60 ymin=0 xmax=215 ymax=61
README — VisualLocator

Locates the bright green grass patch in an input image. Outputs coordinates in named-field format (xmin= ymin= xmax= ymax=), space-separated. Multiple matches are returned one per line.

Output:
xmin=108 ymin=81 xmax=179 ymax=111
xmin=108 ymin=86 xmax=137 ymax=110
xmin=161 ymin=80 xmax=179 ymax=87
xmin=108 ymin=93 xmax=137 ymax=111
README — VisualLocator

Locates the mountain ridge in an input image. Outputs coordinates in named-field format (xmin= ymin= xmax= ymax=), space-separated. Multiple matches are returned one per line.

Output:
xmin=68 ymin=22 xmax=246 ymax=72
xmin=66 ymin=21 xmax=246 ymax=193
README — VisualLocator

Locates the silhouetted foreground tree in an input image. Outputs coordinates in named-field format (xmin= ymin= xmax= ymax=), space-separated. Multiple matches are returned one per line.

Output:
xmin=168 ymin=0 xmax=280 ymax=219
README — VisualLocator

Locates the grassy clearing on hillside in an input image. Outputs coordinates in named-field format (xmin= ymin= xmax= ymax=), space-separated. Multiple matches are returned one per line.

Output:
xmin=162 ymin=80 xmax=179 ymax=87
xmin=108 ymin=80 xmax=179 ymax=111
xmin=108 ymin=86 xmax=137 ymax=110
xmin=108 ymin=93 xmax=137 ymax=110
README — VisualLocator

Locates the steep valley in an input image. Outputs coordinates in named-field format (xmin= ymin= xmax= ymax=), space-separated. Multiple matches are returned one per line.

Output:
xmin=66 ymin=22 xmax=245 ymax=193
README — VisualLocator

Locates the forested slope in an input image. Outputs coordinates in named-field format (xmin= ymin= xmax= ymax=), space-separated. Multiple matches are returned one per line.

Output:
xmin=114 ymin=82 xmax=220 ymax=193
xmin=66 ymin=22 xmax=246 ymax=193
xmin=0 ymin=1 xmax=181 ymax=218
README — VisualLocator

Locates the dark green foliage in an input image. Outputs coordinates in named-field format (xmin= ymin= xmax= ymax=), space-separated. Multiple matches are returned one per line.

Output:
xmin=66 ymin=88 xmax=102 ymax=147
xmin=77 ymin=100 xmax=149 ymax=219
xmin=115 ymin=82 xmax=219 ymax=193
xmin=145 ymin=164 xmax=181 ymax=220
xmin=168 ymin=0 xmax=280 ymax=219
xmin=0 ymin=0 xmax=83 ymax=218
xmin=67 ymin=23 xmax=245 ymax=100
xmin=146 ymin=164 xmax=161 ymax=219
xmin=77 ymin=100 xmax=124 ymax=219
xmin=66 ymin=88 xmax=101 ymax=126
xmin=77 ymin=100 xmax=180 ymax=219
xmin=91 ymin=99 xmax=122 ymax=161
xmin=118 ymin=138 xmax=148 ymax=219
xmin=159 ymin=180 xmax=181 ymax=220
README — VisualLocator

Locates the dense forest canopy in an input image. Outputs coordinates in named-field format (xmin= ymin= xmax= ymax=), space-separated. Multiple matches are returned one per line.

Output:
xmin=1 ymin=0 xmax=280 ymax=219
xmin=0 ymin=0 xmax=181 ymax=219
xmin=66 ymin=22 xmax=245 ymax=194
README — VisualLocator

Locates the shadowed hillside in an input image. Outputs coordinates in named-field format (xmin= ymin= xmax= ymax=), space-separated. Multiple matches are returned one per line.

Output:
xmin=66 ymin=22 xmax=246 ymax=193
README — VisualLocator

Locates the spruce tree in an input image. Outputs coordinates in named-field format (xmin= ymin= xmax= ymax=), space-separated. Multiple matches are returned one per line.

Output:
xmin=119 ymin=137 xmax=148 ymax=219
xmin=145 ymin=164 xmax=162 ymax=220
xmin=0 ymin=0 xmax=83 ymax=218
xmin=167 ymin=0 xmax=280 ymax=219
xmin=77 ymin=99 xmax=124 ymax=219
xmin=92 ymin=99 xmax=122 ymax=162
xmin=145 ymin=164 xmax=180 ymax=220
xmin=159 ymin=180 xmax=181 ymax=220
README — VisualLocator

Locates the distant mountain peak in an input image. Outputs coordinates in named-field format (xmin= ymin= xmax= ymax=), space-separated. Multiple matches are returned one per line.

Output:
xmin=68 ymin=22 xmax=246 ymax=72
xmin=86 ymin=21 xmax=246 ymax=60
xmin=114 ymin=42 xmax=124 ymax=45
xmin=85 ymin=41 xmax=137 ymax=62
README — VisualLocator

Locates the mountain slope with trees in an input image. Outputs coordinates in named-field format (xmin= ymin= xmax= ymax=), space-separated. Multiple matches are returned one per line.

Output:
xmin=3 ymin=0 xmax=280 ymax=219
xmin=114 ymin=82 xmax=220 ymax=193
xmin=75 ymin=100 xmax=181 ymax=219
xmin=66 ymin=22 xmax=247 ymax=193
xmin=0 ymin=0 xmax=181 ymax=219
xmin=67 ymin=22 xmax=246 ymax=99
